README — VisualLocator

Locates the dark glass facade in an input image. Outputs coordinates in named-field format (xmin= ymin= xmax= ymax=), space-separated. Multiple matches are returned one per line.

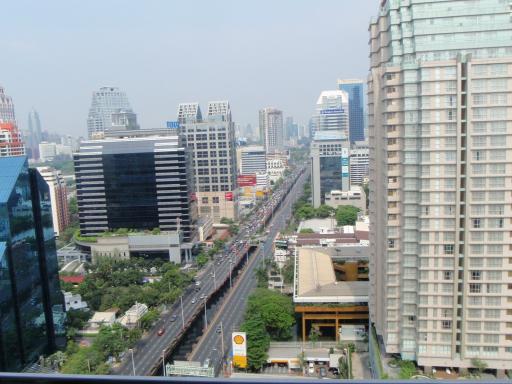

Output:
xmin=0 ymin=156 xmax=64 ymax=372
xmin=339 ymin=82 xmax=365 ymax=142
xmin=319 ymin=156 xmax=343 ymax=203
xmin=75 ymin=137 xmax=197 ymax=241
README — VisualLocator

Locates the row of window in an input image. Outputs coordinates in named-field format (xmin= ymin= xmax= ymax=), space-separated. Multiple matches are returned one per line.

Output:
xmin=195 ymin=159 xmax=228 ymax=167
xmin=198 ymin=184 xmax=231 ymax=192
xmin=195 ymin=150 xmax=229 ymax=158
xmin=193 ymin=142 xmax=229 ymax=149
xmin=195 ymin=168 xmax=230 ymax=175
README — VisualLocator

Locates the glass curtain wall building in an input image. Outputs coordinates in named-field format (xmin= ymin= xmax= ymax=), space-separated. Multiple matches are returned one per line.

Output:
xmin=369 ymin=0 xmax=512 ymax=374
xmin=0 ymin=156 xmax=64 ymax=372
xmin=337 ymin=79 xmax=365 ymax=142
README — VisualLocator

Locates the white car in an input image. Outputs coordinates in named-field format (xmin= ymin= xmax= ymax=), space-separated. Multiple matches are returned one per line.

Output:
xmin=308 ymin=363 xmax=315 ymax=374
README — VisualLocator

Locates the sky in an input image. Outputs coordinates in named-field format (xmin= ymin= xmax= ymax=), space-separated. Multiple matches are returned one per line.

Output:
xmin=1 ymin=0 xmax=376 ymax=137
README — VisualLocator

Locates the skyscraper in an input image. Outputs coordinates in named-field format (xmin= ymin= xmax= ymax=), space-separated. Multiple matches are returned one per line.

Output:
xmin=312 ymin=90 xmax=349 ymax=137
xmin=259 ymin=107 xmax=284 ymax=153
xmin=36 ymin=166 xmax=70 ymax=236
xmin=180 ymin=101 xmax=238 ymax=222
xmin=26 ymin=109 xmax=43 ymax=159
xmin=74 ymin=132 xmax=197 ymax=241
xmin=0 ymin=156 xmax=64 ymax=371
xmin=285 ymin=116 xmax=298 ymax=142
xmin=338 ymin=79 xmax=365 ymax=142
xmin=86 ymin=87 xmax=133 ymax=139
xmin=369 ymin=0 xmax=512 ymax=374
xmin=0 ymin=86 xmax=15 ymax=123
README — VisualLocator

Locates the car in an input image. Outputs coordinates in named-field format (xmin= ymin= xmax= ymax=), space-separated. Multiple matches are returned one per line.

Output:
xmin=319 ymin=367 xmax=327 ymax=377
xmin=216 ymin=325 xmax=222 ymax=333
xmin=328 ymin=367 xmax=339 ymax=375
xmin=308 ymin=363 xmax=315 ymax=374
xmin=200 ymin=294 xmax=206 ymax=300
xmin=195 ymin=281 xmax=201 ymax=286
xmin=170 ymin=315 xmax=177 ymax=322
xmin=157 ymin=328 xmax=165 ymax=336
xmin=191 ymin=297 xmax=197 ymax=304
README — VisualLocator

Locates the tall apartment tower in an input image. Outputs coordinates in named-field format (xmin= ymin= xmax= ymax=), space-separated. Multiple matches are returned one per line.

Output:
xmin=312 ymin=90 xmax=349 ymax=138
xmin=86 ymin=87 xmax=133 ymax=139
xmin=26 ymin=109 xmax=43 ymax=159
xmin=338 ymin=79 xmax=365 ymax=142
xmin=0 ymin=156 xmax=65 ymax=371
xmin=37 ymin=166 xmax=70 ymax=236
xmin=74 ymin=133 xmax=197 ymax=241
xmin=369 ymin=0 xmax=512 ymax=374
xmin=0 ymin=86 xmax=25 ymax=157
xmin=259 ymin=107 xmax=284 ymax=153
xmin=180 ymin=101 xmax=238 ymax=222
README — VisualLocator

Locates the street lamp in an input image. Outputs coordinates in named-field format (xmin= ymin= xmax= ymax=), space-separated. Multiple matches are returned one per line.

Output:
xmin=180 ymin=295 xmax=185 ymax=331
xmin=203 ymin=298 xmax=208 ymax=330
xmin=129 ymin=348 xmax=136 ymax=376
xmin=162 ymin=349 xmax=166 ymax=376
xmin=229 ymin=262 xmax=232 ymax=288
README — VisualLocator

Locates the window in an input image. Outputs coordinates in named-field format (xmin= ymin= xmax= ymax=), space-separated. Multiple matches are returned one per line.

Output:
xmin=443 ymin=244 xmax=454 ymax=254
xmin=472 ymin=218 xmax=481 ymax=228
xmin=469 ymin=283 xmax=481 ymax=293
xmin=441 ymin=320 xmax=452 ymax=329
xmin=485 ymin=309 xmax=500 ymax=319
xmin=471 ymin=271 xmax=481 ymax=280
xmin=443 ymin=271 xmax=453 ymax=280
xmin=468 ymin=309 xmax=482 ymax=318
xmin=212 ymin=197 xmax=219 ymax=204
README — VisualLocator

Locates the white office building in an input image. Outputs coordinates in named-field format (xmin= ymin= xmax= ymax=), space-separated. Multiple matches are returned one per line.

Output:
xmin=312 ymin=90 xmax=349 ymax=138
xmin=259 ymin=107 xmax=284 ymax=153
xmin=349 ymin=141 xmax=369 ymax=185
xmin=239 ymin=146 xmax=266 ymax=175
xmin=87 ymin=87 xmax=133 ymax=139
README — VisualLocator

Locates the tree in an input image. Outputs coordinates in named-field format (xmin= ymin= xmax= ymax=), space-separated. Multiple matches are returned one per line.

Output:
xmin=315 ymin=204 xmax=335 ymax=218
xmin=398 ymin=360 xmax=417 ymax=379
xmin=299 ymin=228 xmax=314 ymax=234
xmin=294 ymin=203 xmax=316 ymax=220
xmin=229 ymin=223 xmax=239 ymax=235
xmin=220 ymin=217 xmax=234 ymax=225
xmin=471 ymin=358 xmax=487 ymax=376
xmin=282 ymin=258 xmax=295 ymax=284
xmin=335 ymin=205 xmax=360 ymax=226
xmin=362 ymin=181 xmax=369 ymax=210
xmin=94 ymin=324 xmax=127 ymax=360
xmin=196 ymin=252 xmax=208 ymax=267
xmin=240 ymin=314 xmax=269 ymax=371
xmin=140 ymin=309 xmax=160 ymax=330
xmin=255 ymin=266 xmax=268 ymax=288
xmin=309 ymin=326 xmax=321 ymax=344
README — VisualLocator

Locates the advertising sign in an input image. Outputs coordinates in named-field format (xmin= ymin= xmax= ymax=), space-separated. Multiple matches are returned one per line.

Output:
xmin=225 ymin=192 xmax=233 ymax=201
xmin=166 ymin=121 xmax=180 ymax=129
xmin=238 ymin=175 xmax=257 ymax=187
xmin=341 ymin=147 xmax=350 ymax=178
xmin=320 ymin=108 xmax=343 ymax=115
xmin=232 ymin=332 xmax=247 ymax=368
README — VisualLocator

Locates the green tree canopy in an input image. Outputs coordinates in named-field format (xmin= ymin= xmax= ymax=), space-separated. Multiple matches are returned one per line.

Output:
xmin=335 ymin=205 xmax=360 ymax=226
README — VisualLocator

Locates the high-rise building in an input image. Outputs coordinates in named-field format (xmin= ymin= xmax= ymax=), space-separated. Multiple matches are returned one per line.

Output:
xmin=0 ymin=156 xmax=64 ymax=371
xmin=37 ymin=166 xmax=70 ymax=236
xmin=369 ymin=0 xmax=512 ymax=374
xmin=26 ymin=109 xmax=43 ymax=159
xmin=349 ymin=140 xmax=369 ymax=185
xmin=74 ymin=132 xmax=197 ymax=241
xmin=86 ymin=87 xmax=133 ymax=139
xmin=285 ymin=116 xmax=299 ymax=142
xmin=338 ymin=79 xmax=365 ymax=142
xmin=312 ymin=90 xmax=349 ymax=137
xmin=180 ymin=101 xmax=238 ymax=222
xmin=310 ymin=131 xmax=350 ymax=208
xmin=238 ymin=146 xmax=267 ymax=175
xmin=111 ymin=109 xmax=139 ymax=131
xmin=0 ymin=122 xmax=25 ymax=157
xmin=259 ymin=107 xmax=284 ymax=153
xmin=0 ymin=86 xmax=15 ymax=123
xmin=38 ymin=142 xmax=57 ymax=162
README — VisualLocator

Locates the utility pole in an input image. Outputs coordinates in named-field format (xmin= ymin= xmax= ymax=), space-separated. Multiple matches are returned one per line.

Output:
xmin=229 ymin=262 xmax=232 ymax=288
xmin=180 ymin=295 xmax=185 ymax=330
xmin=220 ymin=321 xmax=225 ymax=357
xmin=203 ymin=298 xmax=208 ymax=330
xmin=162 ymin=350 xmax=166 ymax=376
xmin=129 ymin=349 xmax=136 ymax=376
xmin=213 ymin=265 xmax=217 ymax=290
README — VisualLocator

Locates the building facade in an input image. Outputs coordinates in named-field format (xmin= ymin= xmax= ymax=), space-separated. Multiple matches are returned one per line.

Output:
xmin=36 ymin=166 xmax=70 ymax=236
xmin=74 ymin=133 xmax=197 ymax=241
xmin=0 ymin=122 xmax=25 ymax=157
xmin=312 ymin=90 xmax=349 ymax=138
xmin=349 ymin=140 xmax=370 ymax=185
xmin=86 ymin=87 xmax=133 ymax=139
xmin=259 ymin=107 xmax=284 ymax=153
xmin=0 ymin=86 xmax=15 ymax=123
xmin=338 ymin=79 xmax=365 ymax=142
xmin=368 ymin=0 xmax=512 ymax=373
xmin=238 ymin=146 xmax=267 ymax=175
xmin=311 ymin=131 xmax=350 ymax=208
xmin=0 ymin=156 xmax=64 ymax=371
xmin=180 ymin=101 xmax=238 ymax=222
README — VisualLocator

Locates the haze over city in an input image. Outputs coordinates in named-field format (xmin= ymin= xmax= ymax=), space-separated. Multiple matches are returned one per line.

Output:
xmin=1 ymin=0 xmax=374 ymax=136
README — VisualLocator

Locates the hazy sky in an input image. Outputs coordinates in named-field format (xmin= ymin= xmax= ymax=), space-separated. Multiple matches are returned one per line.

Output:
xmin=1 ymin=0 xmax=376 ymax=137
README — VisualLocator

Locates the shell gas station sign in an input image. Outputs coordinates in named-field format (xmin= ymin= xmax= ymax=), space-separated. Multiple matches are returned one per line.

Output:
xmin=231 ymin=332 xmax=247 ymax=368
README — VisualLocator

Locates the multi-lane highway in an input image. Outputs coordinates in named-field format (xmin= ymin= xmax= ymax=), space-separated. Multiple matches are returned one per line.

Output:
xmin=113 ymin=166 xmax=306 ymax=376
xmin=188 ymin=168 xmax=309 ymax=375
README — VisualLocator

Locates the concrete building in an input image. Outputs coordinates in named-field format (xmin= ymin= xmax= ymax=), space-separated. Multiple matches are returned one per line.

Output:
xmin=238 ymin=146 xmax=266 ymax=175
xmin=0 ymin=86 xmax=15 ymax=123
xmin=26 ymin=109 xmax=43 ymax=159
xmin=338 ymin=79 xmax=365 ymax=142
xmin=63 ymin=292 xmax=88 ymax=311
xmin=74 ymin=132 xmax=197 ymax=241
xmin=0 ymin=122 xmax=25 ymax=157
xmin=310 ymin=131 xmax=350 ymax=208
xmin=87 ymin=86 xmax=133 ymax=139
xmin=179 ymin=101 xmax=238 ymax=222
xmin=38 ymin=142 xmax=57 ymax=162
xmin=312 ymin=90 xmax=349 ymax=138
xmin=37 ymin=166 xmax=70 ymax=236
xmin=111 ymin=109 xmax=139 ymax=131
xmin=118 ymin=303 xmax=148 ymax=328
xmin=324 ymin=186 xmax=366 ymax=212
xmin=259 ymin=107 xmax=284 ymax=153
xmin=197 ymin=215 xmax=214 ymax=242
xmin=349 ymin=141 xmax=369 ymax=185
xmin=368 ymin=0 xmax=512 ymax=374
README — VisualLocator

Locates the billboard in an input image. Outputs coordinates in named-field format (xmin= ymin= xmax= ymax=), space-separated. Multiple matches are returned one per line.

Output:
xmin=238 ymin=174 xmax=257 ymax=187
xmin=232 ymin=332 xmax=247 ymax=368
xmin=225 ymin=192 xmax=233 ymax=201
xmin=341 ymin=147 xmax=350 ymax=178
xmin=166 ymin=121 xmax=180 ymax=129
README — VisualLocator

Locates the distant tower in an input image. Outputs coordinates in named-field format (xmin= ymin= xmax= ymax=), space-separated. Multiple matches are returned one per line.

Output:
xmin=259 ymin=107 xmax=284 ymax=153
xmin=87 ymin=87 xmax=132 ymax=139
xmin=0 ymin=86 xmax=25 ymax=157
xmin=338 ymin=79 xmax=365 ymax=142
xmin=0 ymin=86 xmax=16 ymax=123
xmin=313 ymin=90 xmax=349 ymax=137
xmin=27 ymin=109 xmax=43 ymax=159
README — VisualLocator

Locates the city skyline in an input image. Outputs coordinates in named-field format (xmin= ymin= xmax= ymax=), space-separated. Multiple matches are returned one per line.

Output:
xmin=0 ymin=0 xmax=374 ymax=136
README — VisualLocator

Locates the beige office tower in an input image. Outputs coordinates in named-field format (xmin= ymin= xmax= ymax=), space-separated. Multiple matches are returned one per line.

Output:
xmin=369 ymin=0 xmax=512 ymax=375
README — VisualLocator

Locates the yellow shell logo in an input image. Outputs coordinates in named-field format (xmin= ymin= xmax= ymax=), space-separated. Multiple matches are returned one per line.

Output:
xmin=233 ymin=335 xmax=245 ymax=344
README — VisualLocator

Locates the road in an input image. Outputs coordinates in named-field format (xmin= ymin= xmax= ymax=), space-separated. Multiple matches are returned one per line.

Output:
xmin=113 ymin=166 xmax=306 ymax=376
xmin=188 ymin=168 xmax=309 ymax=374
